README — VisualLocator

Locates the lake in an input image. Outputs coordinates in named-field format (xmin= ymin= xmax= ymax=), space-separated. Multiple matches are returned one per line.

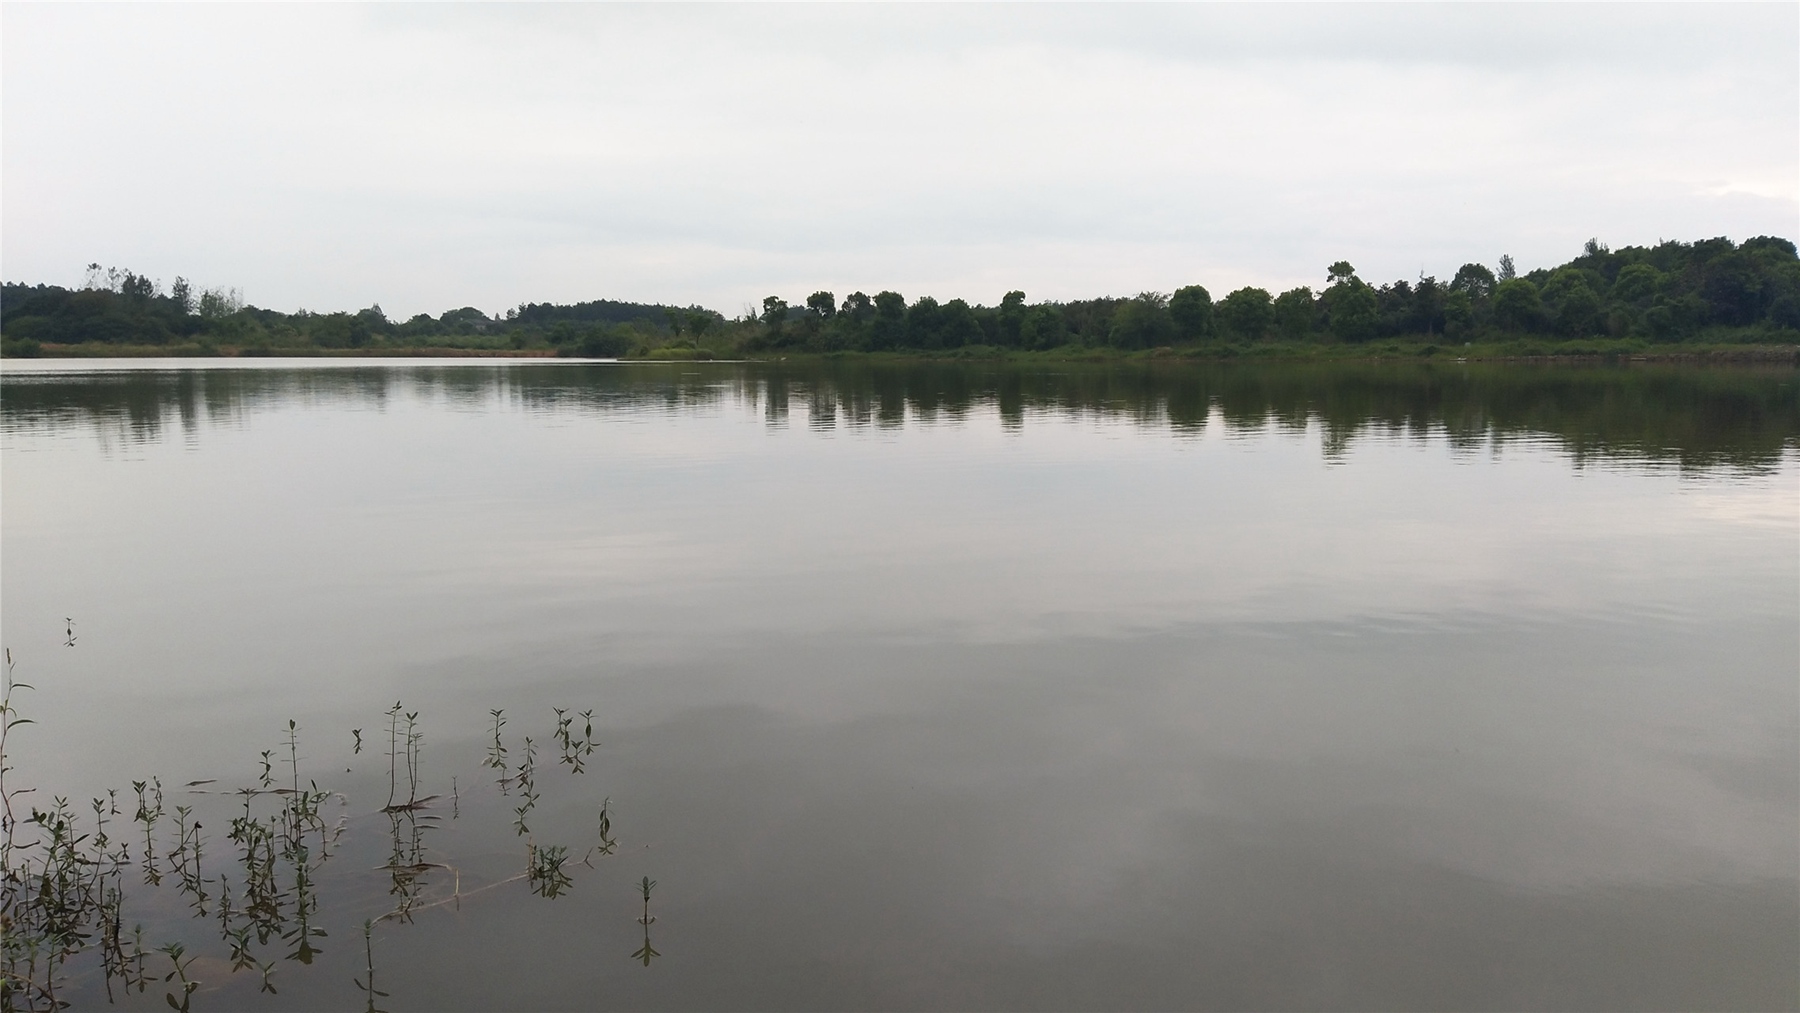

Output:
xmin=1 ymin=357 xmax=1795 ymax=1011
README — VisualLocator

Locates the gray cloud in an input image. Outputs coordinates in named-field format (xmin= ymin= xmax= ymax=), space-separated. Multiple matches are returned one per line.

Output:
xmin=4 ymin=3 xmax=1794 ymax=318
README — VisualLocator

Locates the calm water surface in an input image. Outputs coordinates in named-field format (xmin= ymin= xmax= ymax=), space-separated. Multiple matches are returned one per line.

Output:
xmin=2 ymin=358 xmax=1796 ymax=1010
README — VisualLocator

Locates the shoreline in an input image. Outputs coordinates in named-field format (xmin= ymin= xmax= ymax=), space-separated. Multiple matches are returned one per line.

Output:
xmin=10 ymin=344 xmax=563 ymax=359
xmin=6 ymin=342 xmax=1794 ymax=366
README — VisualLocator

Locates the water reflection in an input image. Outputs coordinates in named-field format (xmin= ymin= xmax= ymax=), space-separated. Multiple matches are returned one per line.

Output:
xmin=1 ymin=359 xmax=1793 ymax=1010
xmin=3 ymin=359 xmax=1795 ymax=471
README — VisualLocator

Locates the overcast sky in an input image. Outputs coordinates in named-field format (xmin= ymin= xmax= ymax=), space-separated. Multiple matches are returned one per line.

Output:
xmin=4 ymin=3 xmax=1795 ymax=319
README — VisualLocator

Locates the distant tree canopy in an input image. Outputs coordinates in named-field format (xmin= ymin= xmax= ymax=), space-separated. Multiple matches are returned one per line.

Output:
xmin=0 ymin=273 xmax=720 ymax=358
xmin=4 ymin=236 xmax=1797 ymax=357
xmin=718 ymin=236 xmax=1799 ymax=353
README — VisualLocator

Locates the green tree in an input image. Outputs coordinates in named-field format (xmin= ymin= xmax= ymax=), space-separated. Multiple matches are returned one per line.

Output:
xmin=310 ymin=313 xmax=355 ymax=348
xmin=1541 ymin=269 xmax=1603 ymax=336
xmin=1491 ymin=278 xmax=1542 ymax=332
xmin=1645 ymin=293 xmax=1707 ymax=341
xmin=1217 ymin=287 xmax=1273 ymax=340
xmin=1109 ymin=292 xmax=1174 ymax=349
xmin=578 ymin=326 xmax=633 ymax=358
xmin=354 ymin=305 xmax=389 ymax=344
xmin=1610 ymin=263 xmax=1661 ymax=306
xmin=907 ymin=296 xmax=943 ymax=348
xmin=1169 ymin=285 xmax=1213 ymax=341
xmin=1559 ymin=283 xmax=1604 ymax=336
xmin=1326 ymin=281 xmax=1377 ymax=342
xmin=119 ymin=271 xmax=157 ymax=301
xmin=761 ymin=296 xmax=789 ymax=341
xmin=870 ymin=291 xmax=905 ymax=350
xmin=1450 ymin=263 xmax=1496 ymax=300
xmin=940 ymin=298 xmax=980 ymax=348
xmin=997 ymin=291 xmax=1026 ymax=347
xmin=197 ymin=287 xmax=243 ymax=319
xmin=1444 ymin=289 xmax=1474 ymax=337
xmin=840 ymin=292 xmax=873 ymax=323
xmin=1769 ymin=295 xmax=1800 ymax=330
xmin=1413 ymin=276 xmax=1445 ymax=335
xmin=1020 ymin=304 xmax=1068 ymax=350
xmin=1700 ymin=251 xmax=1764 ymax=325
xmin=685 ymin=309 xmax=714 ymax=348
xmin=1272 ymin=286 xmax=1315 ymax=340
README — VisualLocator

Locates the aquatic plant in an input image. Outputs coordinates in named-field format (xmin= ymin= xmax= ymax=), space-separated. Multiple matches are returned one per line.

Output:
xmin=1 ymin=649 xmax=33 ymax=867
xmin=512 ymin=736 xmax=537 ymax=837
xmin=484 ymin=709 xmax=507 ymax=780
xmin=159 ymin=942 xmax=198 ymax=1012
xmin=585 ymin=797 xmax=617 ymax=865
xmin=0 ymin=652 xmax=631 ymax=1011
xmin=553 ymin=708 xmax=597 ymax=774
xmin=631 ymin=877 xmax=659 ymax=967
xmin=527 ymin=844 xmax=572 ymax=899
xmin=352 ymin=919 xmax=388 ymax=1013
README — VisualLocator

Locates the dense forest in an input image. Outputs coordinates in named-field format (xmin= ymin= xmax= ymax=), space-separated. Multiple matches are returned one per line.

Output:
xmin=3 ymin=236 xmax=1796 ymax=359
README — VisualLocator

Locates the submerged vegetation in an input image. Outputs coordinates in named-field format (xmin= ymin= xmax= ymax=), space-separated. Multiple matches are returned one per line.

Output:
xmin=0 ymin=649 xmax=659 ymax=1012
xmin=3 ymin=237 xmax=1796 ymax=360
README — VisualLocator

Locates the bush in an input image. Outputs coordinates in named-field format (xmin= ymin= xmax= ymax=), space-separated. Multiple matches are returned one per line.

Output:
xmin=570 ymin=329 xmax=634 ymax=358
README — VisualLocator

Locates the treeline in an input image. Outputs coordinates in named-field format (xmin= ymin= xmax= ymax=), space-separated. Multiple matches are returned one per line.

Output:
xmin=0 ymin=264 xmax=713 ymax=358
xmin=3 ymin=236 xmax=1796 ymax=358
xmin=747 ymin=236 xmax=1799 ymax=353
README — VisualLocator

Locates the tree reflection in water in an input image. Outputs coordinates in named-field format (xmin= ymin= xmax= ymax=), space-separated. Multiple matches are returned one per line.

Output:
xmin=2 ymin=359 xmax=1792 ymax=472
